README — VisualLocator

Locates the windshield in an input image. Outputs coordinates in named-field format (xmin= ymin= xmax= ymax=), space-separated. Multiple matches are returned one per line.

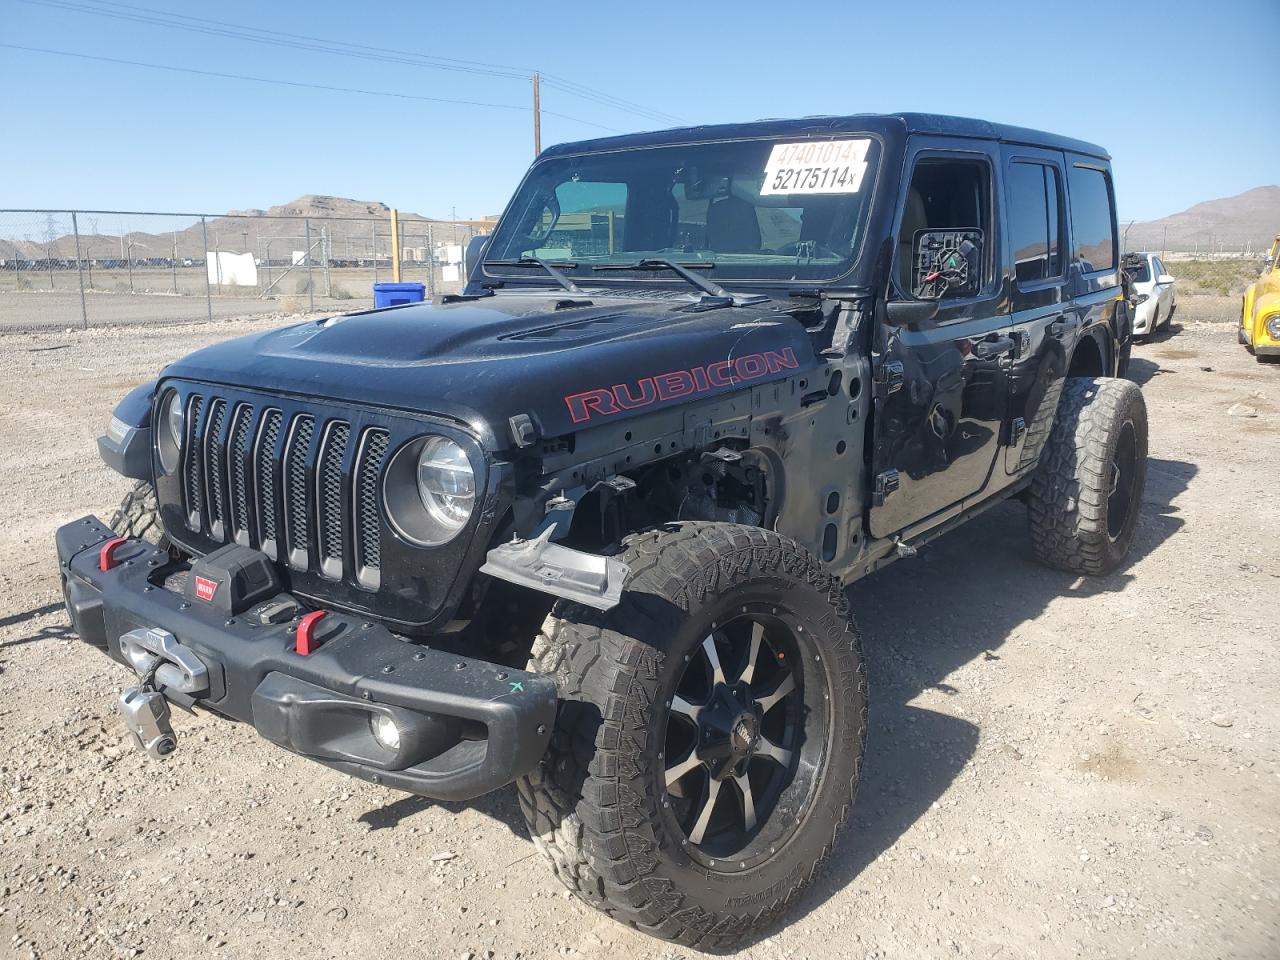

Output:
xmin=483 ymin=136 xmax=882 ymax=286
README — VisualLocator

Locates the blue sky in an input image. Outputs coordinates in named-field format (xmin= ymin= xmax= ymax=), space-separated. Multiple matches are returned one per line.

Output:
xmin=1 ymin=0 xmax=1276 ymax=222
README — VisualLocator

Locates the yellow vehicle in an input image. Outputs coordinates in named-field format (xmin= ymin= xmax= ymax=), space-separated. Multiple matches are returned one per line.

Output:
xmin=1241 ymin=234 xmax=1280 ymax=361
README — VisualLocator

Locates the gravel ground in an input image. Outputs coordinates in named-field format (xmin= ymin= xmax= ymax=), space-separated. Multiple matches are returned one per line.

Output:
xmin=0 ymin=299 xmax=1277 ymax=960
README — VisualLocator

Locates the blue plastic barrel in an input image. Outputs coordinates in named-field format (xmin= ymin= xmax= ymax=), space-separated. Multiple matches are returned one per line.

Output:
xmin=372 ymin=281 xmax=426 ymax=308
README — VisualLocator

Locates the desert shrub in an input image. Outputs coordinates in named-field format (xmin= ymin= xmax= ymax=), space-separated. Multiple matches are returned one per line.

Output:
xmin=1169 ymin=259 xmax=1259 ymax=297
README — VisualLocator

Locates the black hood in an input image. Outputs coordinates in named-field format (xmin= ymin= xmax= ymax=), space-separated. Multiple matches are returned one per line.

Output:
xmin=162 ymin=291 xmax=820 ymax=446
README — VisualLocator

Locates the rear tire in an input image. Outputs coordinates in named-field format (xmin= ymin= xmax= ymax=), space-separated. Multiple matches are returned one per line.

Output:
xmin=516 ymin=522 xmax=866 ymax=949
xmin=1027 ymin=377 xmax=1148 ymax=576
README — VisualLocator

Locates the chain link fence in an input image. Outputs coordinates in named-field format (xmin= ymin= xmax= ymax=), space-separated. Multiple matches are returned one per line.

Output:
xmin=1118 ymin=225 xmax=1274 ymax=261
xmin=0 ymin=209 xmax=486 ymax=331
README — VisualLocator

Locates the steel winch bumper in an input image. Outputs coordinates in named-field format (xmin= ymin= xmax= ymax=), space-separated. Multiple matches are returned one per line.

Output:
xmin=55 ymin=515 xmax=557 ymax=801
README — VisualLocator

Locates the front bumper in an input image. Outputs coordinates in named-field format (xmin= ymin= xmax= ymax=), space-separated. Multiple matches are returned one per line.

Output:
xmin=1256 ymin=343 xmax=1280 ymax=357
xmin=1131 ymin=299 xmax=1157 ymax=334
xmin=56 ymin=515 xmax=557 ymax=801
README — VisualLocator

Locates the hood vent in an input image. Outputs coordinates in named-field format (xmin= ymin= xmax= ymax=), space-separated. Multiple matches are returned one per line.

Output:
xmin=501 ymin=312 xmax=644 ymax=343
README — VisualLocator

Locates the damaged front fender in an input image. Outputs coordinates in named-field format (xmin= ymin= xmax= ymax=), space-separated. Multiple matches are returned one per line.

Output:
xmin=480 ymin=528 xmax=629 ymax=611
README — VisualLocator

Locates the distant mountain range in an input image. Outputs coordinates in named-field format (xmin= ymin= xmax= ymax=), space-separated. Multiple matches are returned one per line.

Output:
xmin=1123 ymin=186 xmax=1279 ymax=254
xmin=0 ymin=195 xmax=494 ymax=261
xmin=4 ymin=188 xmax=1277 ymax=262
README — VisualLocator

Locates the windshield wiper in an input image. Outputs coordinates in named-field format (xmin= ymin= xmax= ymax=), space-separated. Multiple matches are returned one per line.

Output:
xmin=484 ymin=256 xmax=583 ymax=294
xmin=592 ymin=258 xmax=765 ymax=307
xmin=592 ymin=258 xmax=727 ymax=298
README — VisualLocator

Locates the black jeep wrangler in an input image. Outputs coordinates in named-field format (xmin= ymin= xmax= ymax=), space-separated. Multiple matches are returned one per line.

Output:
xmin=58 ymin=113 xmax=1145 ymax=949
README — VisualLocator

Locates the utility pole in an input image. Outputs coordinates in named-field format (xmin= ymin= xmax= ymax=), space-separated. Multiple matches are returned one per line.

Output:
xmin=389 ymin=209 xmax=402 ymax=284
xmin=43 ymin=214 xmax=57 ymax=290
xmin=71 ymin=212 xmax=87 ymax=328
xmin=532 ymin=71 xmax=541 ymax=156
xmin=86 ymin=216 xmax=97 ymax=289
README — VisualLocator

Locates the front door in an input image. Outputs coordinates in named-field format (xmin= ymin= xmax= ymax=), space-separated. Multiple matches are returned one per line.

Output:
xmin=869 ymin=141 xmax=1013 ymax=540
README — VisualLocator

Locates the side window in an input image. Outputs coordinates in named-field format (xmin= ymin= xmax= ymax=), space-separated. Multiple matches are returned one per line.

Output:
xmin=1007 ymin=161 xmax=1063 ymax=283
xmin=1066 ymin=165 xmax=1116 ymax=273
xmin=528 ymin=179 xmax=627 ymax=258
xmin=897 ymin=157 xmax=992 ymax=300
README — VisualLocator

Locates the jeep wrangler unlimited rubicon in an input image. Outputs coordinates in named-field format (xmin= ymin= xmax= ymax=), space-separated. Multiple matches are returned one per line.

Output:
xmin=58 ymin=113 xmax=1144 ymax=948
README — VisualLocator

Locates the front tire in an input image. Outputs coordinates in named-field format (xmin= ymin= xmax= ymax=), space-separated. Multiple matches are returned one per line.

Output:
xmin=1027 ymin=377 xmax=1148 ymax=575
xmin=109 ymin=480 xmax=170 ymax=549
xmin=516 ymin=522 xmax=866 ymax=949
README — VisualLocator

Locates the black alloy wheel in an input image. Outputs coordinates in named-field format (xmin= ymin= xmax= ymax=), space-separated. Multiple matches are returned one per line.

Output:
xmin=661 ymin=609 xmax=819 ymax=866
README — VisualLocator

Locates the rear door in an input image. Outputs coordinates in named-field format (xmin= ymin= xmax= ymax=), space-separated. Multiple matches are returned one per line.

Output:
xmin=868 ymin=138 xmax=1013 ymax=539
xmin=1063 ymin=158 xmax=1122 ymax=368
xmin=1000 ymin=145 xmax=1071 ymax=474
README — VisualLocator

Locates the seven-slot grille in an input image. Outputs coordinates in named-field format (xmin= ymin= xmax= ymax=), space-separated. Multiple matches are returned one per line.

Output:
xmin=177 ymin=391 xmax=390 ymax=590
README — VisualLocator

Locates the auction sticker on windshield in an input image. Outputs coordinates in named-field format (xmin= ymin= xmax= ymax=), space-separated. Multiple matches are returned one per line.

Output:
xmin=760 ymin=139 xmax=871 ymax=195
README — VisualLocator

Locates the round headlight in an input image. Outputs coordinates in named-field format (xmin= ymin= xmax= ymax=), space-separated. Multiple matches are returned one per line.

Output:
xmin=157 ymin=390 xmax=183 ymax=473
xmin=416 ymin=436 xmax=475 ymax=538
xmin=1266 ymin=315 xmax=1280 ymax=339
xmin=166 ymin=392 xmax=184 ymax=445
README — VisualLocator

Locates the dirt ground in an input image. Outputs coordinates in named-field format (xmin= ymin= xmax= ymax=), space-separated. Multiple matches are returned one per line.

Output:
xmin=0 ymin=297 xmax=1276 ymax=960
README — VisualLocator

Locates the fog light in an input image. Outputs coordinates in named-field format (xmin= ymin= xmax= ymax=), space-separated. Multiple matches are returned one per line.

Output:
xmin=370 ymin=713 xmax=401 ymax=751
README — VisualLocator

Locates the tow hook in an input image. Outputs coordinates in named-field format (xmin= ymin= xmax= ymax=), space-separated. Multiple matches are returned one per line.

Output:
xmin=118 ymin=684 xmax=178 ymax=759
xmin=114 ymin=627 xmax=210 ymax=760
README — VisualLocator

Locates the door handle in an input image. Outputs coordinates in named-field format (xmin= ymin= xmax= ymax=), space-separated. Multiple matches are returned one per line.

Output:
xmin=973 ymin=335 xmax=1015 ymax=359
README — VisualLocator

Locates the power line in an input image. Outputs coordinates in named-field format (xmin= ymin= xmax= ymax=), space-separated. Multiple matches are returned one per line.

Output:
xmin=15 ymin=0 xmax=687 ymax=126
xmin=0 ymin=43 xmax=625 ymax=133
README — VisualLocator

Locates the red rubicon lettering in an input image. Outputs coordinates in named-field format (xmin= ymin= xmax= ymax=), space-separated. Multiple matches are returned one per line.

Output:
xmin=707 ymin=360 xmax=735 ymax=386
xmin=764 ymin=349 xmax=800 ymax=372
xmin=563 ymin=347 xmax=801 ymax=424
xmin=733 ymin=354 xmax=768 ymax=379
xmin=565 ymin=388 xmax=620 ymax=424
xmin=613 ymin=378 xmax=657 ymax=409
xmin=653 ymin=371 xmax=695 ymax=400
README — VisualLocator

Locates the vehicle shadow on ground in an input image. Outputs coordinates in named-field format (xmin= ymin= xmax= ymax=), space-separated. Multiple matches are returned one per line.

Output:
xmin=1126 ymin=357 xmax=1165 ymax=387
xmin=0 ymin=601 xmax=74 ymax=649
xmin=1142 ymin=321 xmax=1186 ymax=345
xmin=781 ymin=455 xmax=1195 ymax=938
xmin=358 ymin=785 xmax=530 ymax=840
xmin=354 ymin=458 xmax=1195 ymax=950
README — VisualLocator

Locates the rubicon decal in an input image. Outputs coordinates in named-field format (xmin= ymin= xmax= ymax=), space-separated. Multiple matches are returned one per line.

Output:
xmin=564 ymin=348 xmax=800 ymax=424
xmin=194 ymin=576 xmax=219 ymax=603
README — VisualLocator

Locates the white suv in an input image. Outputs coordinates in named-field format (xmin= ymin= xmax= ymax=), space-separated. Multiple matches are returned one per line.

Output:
xmin=1123 ymin=252 xmax=1176 ymax=337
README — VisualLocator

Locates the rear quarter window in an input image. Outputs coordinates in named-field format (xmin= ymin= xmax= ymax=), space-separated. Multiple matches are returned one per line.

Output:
xmin=1067 ymin=165 xmax=1116 ymax=273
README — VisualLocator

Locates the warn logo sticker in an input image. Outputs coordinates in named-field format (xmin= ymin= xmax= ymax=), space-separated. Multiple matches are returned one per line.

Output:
xmin=564 ymin=348 xmax=799 ymax=424
xmin=194 ymin=576 xmax=219 ymax=603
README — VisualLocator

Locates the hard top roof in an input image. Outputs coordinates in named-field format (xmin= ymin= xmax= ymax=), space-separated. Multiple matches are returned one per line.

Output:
xmin=542 ymin=112 xmax=1110 ymax=162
